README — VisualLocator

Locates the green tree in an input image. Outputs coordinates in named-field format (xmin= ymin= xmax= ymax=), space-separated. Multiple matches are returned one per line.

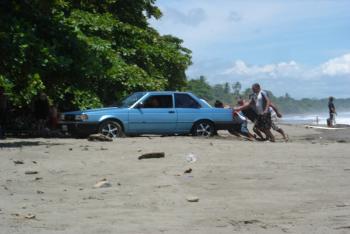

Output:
xmin=0 ymin=0 xmax=192 ymax=110
xmin=186 ymin=76 xmax=213 ymax=101
xmin=224 ymin=82 xmax=230 ymax=94
xmin=232 ymin=82 xmax=242 ymax=97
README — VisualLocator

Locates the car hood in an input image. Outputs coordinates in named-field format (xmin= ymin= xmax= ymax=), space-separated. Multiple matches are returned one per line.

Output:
xmin=63 ymin=107 xmax=125 ymax=115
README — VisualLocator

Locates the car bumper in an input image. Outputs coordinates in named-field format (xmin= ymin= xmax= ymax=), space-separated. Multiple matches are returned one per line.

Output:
xmin=59 ymin=121 xmax=99 ymax=137
xmin=215 ymin=121 xmax=241 ymax=130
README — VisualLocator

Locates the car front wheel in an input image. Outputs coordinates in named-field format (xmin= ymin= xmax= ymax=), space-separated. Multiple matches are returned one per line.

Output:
xmin=192 ymin=120 xmax=215 ymax=137
xmin=98 ymin=120 xmax=124 ymax=138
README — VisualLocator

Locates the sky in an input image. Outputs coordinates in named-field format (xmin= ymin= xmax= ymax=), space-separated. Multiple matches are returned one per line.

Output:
xmin=149 ymin=0 xmax=350 ymax=99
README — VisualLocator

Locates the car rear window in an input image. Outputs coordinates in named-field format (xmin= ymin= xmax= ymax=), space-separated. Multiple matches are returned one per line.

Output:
xmin=175 ymin=93 xmax=201 ymax=108
xmin=143 ymin=95 xmax=173 ymax=108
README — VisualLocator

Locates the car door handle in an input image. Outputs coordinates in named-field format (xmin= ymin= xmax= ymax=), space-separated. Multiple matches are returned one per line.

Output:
xmin=168 ymin=111 xmax=175 ymax=114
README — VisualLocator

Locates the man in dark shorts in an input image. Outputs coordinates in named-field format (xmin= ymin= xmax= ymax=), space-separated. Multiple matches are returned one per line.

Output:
xmin=327 ymin=96 xmax=336 ymax=127
xmin=237 ymin=99 xmax=265 ymax=140
xmin=235 ymin=83 xmax=275 ymax=142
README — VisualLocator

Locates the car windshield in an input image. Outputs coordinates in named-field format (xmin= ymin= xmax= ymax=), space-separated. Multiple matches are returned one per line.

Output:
xmin=119 ymin=92 xmax=146 ymax=108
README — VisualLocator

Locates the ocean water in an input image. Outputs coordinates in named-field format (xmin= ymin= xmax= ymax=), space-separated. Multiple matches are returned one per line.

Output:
xmin=281 ymin=111 xmax=350 ymax=125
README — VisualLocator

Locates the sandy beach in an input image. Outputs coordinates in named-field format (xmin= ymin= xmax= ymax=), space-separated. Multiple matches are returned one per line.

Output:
xmin=1 ymin=124 xmax=350 ymax=234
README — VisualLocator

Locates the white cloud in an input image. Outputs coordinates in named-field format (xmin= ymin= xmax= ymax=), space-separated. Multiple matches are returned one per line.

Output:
xmin=222 ymin=60 xmax=301 ymax=78
xmin=320 ymin=53 xmax=350 ymax=76
xmin=222 ymin=53 xmax=350 ymax=80
xmin=215 ymin=53 xmax=350 ymax=98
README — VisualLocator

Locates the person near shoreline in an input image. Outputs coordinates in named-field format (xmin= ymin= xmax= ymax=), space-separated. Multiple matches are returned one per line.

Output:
xmin=0 ymin=87 xmax=7 ymax=139
xmin=269 ymin=106 xmax=288 ymax=141
xmin=235 ymin=83 xmax=275 ymax=142
xmin=327 ymin=96 xmax=336 ymax=127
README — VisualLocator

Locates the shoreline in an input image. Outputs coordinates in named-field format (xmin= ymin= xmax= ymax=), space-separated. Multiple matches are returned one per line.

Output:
xmin=280 ymin=111 xmax=350 ymax=126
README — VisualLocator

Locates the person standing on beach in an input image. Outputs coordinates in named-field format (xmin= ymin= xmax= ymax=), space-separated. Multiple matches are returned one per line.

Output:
xmin=327 ymin=96 xmax=336 ymax=127
xmin=235 ymin=83 xmax=275 ymax=142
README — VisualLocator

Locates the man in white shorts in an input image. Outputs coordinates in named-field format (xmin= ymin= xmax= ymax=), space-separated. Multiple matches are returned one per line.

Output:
xmin=269 ymin=106 xmax=288 ymax=141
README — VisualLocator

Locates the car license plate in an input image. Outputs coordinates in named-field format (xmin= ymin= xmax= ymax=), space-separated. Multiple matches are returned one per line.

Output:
xmin=61 ymin=125 xmax=68 ymax=131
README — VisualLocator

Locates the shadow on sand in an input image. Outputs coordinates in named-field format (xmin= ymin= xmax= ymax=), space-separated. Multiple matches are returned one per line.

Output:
xmin=0 ymin=141 xmax=65 ymax=148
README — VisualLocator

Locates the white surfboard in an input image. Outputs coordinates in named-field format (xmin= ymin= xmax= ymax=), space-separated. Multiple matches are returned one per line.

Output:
xmin=305 ymin=125 xmax=347 ymax=130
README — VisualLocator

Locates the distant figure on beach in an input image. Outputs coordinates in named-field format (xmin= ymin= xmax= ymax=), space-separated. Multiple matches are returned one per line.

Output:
xmin=33 ymin=92 xmax=50 ymax=131
xmin=0 ymin=87 xmax=7 ymax=139
xmin=49 ymin=105 xmax=59 ymax=129
xmin=327 ymin=96 xmax=336 ymax=127
xmin=236 ymin=83 xmax=275 ymax=142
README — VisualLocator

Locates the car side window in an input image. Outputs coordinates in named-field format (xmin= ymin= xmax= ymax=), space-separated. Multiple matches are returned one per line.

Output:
xmin=175 ymin=94 xmax=201 ymax=108
xmin=143 ymin=95 xmax=173 ymax=108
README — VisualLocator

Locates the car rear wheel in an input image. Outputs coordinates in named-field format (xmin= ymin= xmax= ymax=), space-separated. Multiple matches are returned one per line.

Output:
xmin=98 ymin=120 xmax=124 ymax=138
xmin=192 ymin=120 xmax=215 ymax=137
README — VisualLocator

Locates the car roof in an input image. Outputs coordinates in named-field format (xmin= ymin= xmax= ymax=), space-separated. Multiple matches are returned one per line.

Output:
xmin=144 ymin=91 xmax=194 ymax=95
xmin=142 ymin=91 xmax=211 ymax=108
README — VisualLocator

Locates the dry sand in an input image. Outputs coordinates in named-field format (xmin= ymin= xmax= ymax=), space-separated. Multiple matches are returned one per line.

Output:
xmin=0 ymin=125 xmax=350 ymax=234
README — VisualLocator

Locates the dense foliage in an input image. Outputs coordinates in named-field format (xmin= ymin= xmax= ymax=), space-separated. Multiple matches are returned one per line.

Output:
xmin=186 ymin=77 xmax=350 ymax=114
xmin=0 ymin=0 xmax=191 ymax=110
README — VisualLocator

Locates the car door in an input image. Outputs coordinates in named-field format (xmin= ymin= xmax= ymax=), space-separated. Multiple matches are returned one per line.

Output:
xmin=128 ymin=94 xmax=177 ymax=133
xmin=174 ymin=93 xmax=202 ymax=132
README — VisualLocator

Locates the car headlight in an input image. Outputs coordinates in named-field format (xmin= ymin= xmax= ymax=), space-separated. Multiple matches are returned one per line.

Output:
xmin=75 ymin=114 xmax=88 ymax=121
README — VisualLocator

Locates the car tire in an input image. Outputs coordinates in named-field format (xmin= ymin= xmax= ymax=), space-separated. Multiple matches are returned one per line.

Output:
xmin=98 ymin=120 xmax=124 ymax=138
xmin=192 ymin=120 xmax=215 ymax=137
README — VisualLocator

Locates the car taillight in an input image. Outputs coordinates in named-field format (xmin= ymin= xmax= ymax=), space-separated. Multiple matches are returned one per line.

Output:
xmin=232 ymin=109 xmax=238 ymax=118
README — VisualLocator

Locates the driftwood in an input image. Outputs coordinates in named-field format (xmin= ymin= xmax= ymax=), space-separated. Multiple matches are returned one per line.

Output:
xmin=184 ymin=168 xmax=192 ymax=174
xmin=186 ymin=196 xmax=199 ymax=202
xmin=25 ymin=171 xmax=38 ymax=175
xmin=138 ymin=152 xmax=165 ymax=160
xmin=93 ymin=178 xmax=112 ymax=188
xmin=88 ymin=134 xmax=113 ymax=142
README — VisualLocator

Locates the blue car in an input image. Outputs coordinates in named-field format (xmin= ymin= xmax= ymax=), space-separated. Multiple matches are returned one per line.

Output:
xmin=59 ymin=91 xmax=240 ymax=137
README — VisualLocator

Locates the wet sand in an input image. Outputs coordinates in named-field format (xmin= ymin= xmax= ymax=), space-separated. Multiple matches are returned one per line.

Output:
xmin=1 ymin=125 xmax=350 ymax=234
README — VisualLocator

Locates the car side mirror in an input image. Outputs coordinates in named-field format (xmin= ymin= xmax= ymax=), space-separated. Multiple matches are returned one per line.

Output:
xmin=136 ymin=102 xmax=144 ymax=108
